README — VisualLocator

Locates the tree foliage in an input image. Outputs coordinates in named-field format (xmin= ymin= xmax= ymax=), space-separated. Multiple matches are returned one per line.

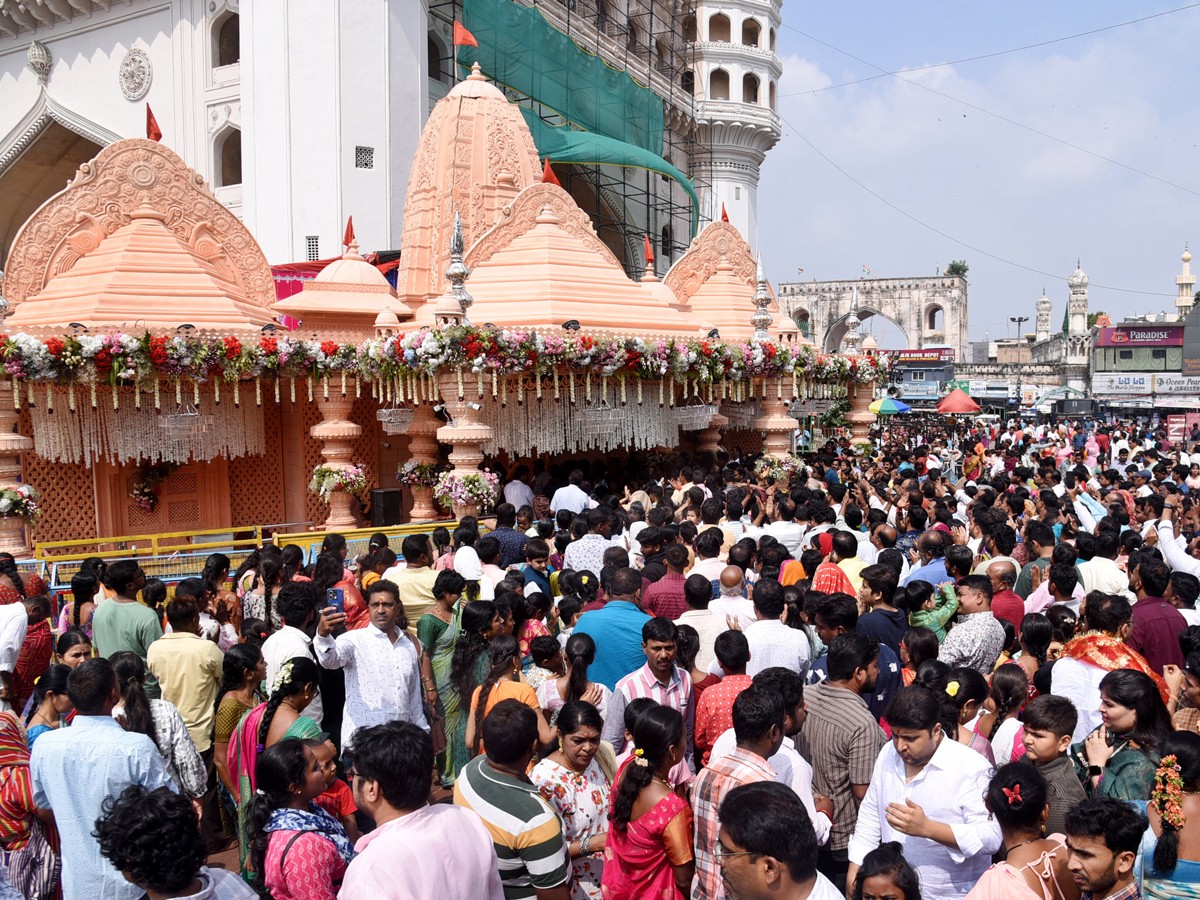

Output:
xmin=945 ymin=260 xmax=969 ymax=278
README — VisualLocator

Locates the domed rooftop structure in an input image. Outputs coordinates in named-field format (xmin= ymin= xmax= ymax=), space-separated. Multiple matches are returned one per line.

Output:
xmin=861 ymin=334 xmax=878 ymax=352
xmin=273 ymin=238 xmax=412 ymax=334
xmin=1069 ymin=260 xmax=1089 ymax=291
xmin=3 ymin=140 xmax=277 ymax=332
xmin=400 ymin=62 xmax=542 ymax=313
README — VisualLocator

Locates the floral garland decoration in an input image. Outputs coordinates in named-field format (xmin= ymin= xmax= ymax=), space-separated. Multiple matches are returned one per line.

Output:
xmin=129 ymin=462 xmax=175 ymax=513
xmin=0 ymin=328 xmax=890 ymax=395
xmin=397 ymin=460 xmax=443 ymax=488
xmin=754 ymin=454 xmax=806 ymax=484
xmin=1153 ymin=753 xmax=1186 ymax=830
xmin=309 ymin=464 xmax=368 ymax=502
xmin=0 ymin=484 xmax=39 ymax=520
xmin=433 ymin=468 xmax=500 ymax=512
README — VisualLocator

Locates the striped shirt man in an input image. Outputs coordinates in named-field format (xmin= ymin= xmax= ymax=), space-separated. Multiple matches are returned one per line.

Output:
xmin=690 ymin=747 xmax=775 ymax=900
xmin=600 ymin=663 xmax=695 ymax=763
xmin=794 ymin=681 xmax=886 ymax=852
xmin=453 ymin=756 xmax=570 ymax=900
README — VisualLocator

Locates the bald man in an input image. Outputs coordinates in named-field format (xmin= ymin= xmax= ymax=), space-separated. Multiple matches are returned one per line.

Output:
xmin=710 ymin=565 xmax=756 ymax=629
xmin=871 ymin=524 xmax=908 ymax=581
xmin=987 ymin=559 xmax=1024 ymax=629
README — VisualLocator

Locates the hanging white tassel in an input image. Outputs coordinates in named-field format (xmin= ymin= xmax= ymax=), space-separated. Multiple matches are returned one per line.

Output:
xmin=214 ymin=379 xmax=220 ymax=405
xmin=323 ymin=377 xmax=329 ymax=400
xmin=274 ymin=378 xmax=280 ymax=404
xmin=91 ymin=381 xmax=98 ymax=408
xmin=234 ymin=380 xmax=240 ymax=407
xmin=355 ymin=377 xmax=361 ymax=399
xmin=70 ymin=383 xmax=76 ymax=412
xmin=637 ymin=379 xmax=643 ymax=405
xmin=46 ymin=385 xmax=52 ymax=411
xmin=307 ymin=376 xmax=313 ymax=403
xmin=193 ymin=380 xmax=200 ymax=406
xmin=492 ymin=370 xmax=498 ymax=399
xmin=340 ymin=370 xmax=347 ymax=397
xmin=154 ymin=379 xmax=161 ymax=410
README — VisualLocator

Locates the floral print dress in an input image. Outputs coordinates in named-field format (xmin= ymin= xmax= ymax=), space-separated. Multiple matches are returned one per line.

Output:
xmin=530 ymin=756 xmax=610 ymax=900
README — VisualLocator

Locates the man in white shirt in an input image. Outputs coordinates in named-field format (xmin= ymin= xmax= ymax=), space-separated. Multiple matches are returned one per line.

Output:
xmin=1077 ymin=530 xmax=1131 ymax=597
xmin=314 ymin=580 xmax=428 ymax=749
xmin=261 ymin=583 xmax=322 ymax=727
xmin=502 ymin=466 xmax=535 ymax=511
xmin=710 ymin=566 xmax=757 ymax=630
xmin=716 ymin=780 xmax=843 ymax=900
xmin=847 ymin=686 xmax=1001 ymax=899
xmin=549 ymin=469 xmax=591 ymax=514
xmin=0 ymin=600 xmax=27 ymax=712
xmin=742 ymin=580 xmax=811 ymax=679
xmin=761 ymin=497 xmax=806 ymax=556
xmin=675 ymin=574 xmax=727 ymax=672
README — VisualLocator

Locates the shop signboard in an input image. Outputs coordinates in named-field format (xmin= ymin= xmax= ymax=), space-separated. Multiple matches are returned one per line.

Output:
xmin=1154 ymin=373 xmax=1200 ymax=395
xmin=1095 ymin=324 xmax=1184 ymax=347
xmin=893 ymin=348 xmax=955 ymax=363
xmin=1168 ymin=414 xmax=1187 ymax=442
xmin=1091 ymin=372 xmax=1153 ymax=396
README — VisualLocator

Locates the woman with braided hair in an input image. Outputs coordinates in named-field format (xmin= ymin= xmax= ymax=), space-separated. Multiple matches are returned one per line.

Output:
xmin=227 ymin=655 xmax=320 ymax=871
xmin=1136 ymin=730 xmax=1200 ymax=897
xmin=0 ymin=553 xmax=45 ymax=606
xmin=966 ymin=761 xmax=1079 ymax=900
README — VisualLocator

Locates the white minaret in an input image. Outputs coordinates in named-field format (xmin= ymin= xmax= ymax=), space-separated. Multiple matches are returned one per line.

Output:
xmin=1177 ymin=244 xmax=1196 ymax=318
xmin=1066 ymin=260 xmax=1089 ymax=365
xmin=1035 ymin=289 xmax=1053 ymax=342
xmin=689 ymin=0 xmax=782 ymax=251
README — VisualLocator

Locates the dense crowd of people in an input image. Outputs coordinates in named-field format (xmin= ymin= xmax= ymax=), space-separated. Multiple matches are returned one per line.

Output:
xmin=3 ymin=417 xmax=1200 ymax=899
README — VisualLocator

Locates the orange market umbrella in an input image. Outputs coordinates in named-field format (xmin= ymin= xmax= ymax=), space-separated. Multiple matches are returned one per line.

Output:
xmin=936 ymin=388 xmax=981 ymax=415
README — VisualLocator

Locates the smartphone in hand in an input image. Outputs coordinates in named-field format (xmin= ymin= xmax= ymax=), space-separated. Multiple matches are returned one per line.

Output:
xmin=325 ymin=588 xmax=345 ymax=614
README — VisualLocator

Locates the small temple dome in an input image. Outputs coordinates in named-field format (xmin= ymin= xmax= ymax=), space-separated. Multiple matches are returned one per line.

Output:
xmin=374 ymin=308 xmax=401 ymax=329
xmin=1069 ymin=262 xmax=1089 ymax=289
xmin=314 ymin=240 xmax=392 ymax=287
xmin=861 ymin=334 xmax=878 ymax=352
xmin=448 ymin=62 xmax=508 ymax=101
xmin=1184 ymin=246 xmax=1193 ymax=265
xmin=1036 ymin=293 xmax=1052 ymax=310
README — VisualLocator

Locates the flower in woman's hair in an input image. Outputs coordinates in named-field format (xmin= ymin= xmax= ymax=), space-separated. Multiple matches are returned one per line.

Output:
xmin=270 ymin=659 xmax=295 ymax=695
xmin=946 ymin=681 xmax=960 ymax=698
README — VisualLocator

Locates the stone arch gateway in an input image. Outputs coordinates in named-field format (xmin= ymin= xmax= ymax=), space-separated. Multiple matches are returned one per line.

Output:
xmin=778 ymin=274 xmax=968 ymax=358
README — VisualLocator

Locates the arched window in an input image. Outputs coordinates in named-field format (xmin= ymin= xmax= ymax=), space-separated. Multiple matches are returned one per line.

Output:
xmin=681 ymin=69 xmax=695 ymax=96
xmin=794 ymin=309 xmax=812 ymax=338
xmin=769 ymin=81 xmax=777 ymax=110
xmin=742 ymin=73 xmax=759 ymax=104
xmin=682 ymin=14 xmax=697 ymax=42
xmin=428 ymin=34 xmax=450 ymax=83
xmin=655 ymin=39 xmax=669 ymax=70
xmin=627 ymin=24 xmax=641 ymax=50
xmin=741 ymin=18 xmax=761 ymax=47
xmin=216 ymin=128 xmax=242 ymax=187
xmin=769 ymin=27 xmax=777 ymax=51
xmin=926 ymin=306 xmax=944 ymax=331
xmin=661 ymin=225 xmax=673 ymax=262
xmin=214 ymin=12 xmax=239 ymax=67
xmin=708 ymin=13 xmax=730 ymax=43
xmin=710 ymin=68 xmax=730 ymax=101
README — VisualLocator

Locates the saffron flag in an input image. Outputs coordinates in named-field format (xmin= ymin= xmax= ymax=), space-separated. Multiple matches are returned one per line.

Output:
xmin=146 ymin=104 xmax=162 ymax=142
xmin=541 ymin=158 xmax=561 ymax=186
xmin=453 ymin=21 xmax=478 ymax=47
xmin=343 ymin=216 xmax=355 ymax=248
xmin=643 ymin=234 xmax=654 ymax=263
xmin=720 ymin=203 xmax=729 ymax=223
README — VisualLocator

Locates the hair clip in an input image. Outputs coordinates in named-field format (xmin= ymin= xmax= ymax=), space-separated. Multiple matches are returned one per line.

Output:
xmin=1001 ymin=784 xmax=1022 ymax=805
xmin=255 ymin=788 xmax=265 ymax=796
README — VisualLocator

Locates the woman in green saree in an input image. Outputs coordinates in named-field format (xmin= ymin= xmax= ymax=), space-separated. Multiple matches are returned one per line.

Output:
xmin=228 ymin=655 xmax=322 ymax=874
xmin=1071 ymin=669 xmax=1172 ymax=801
xmin=431 ymin=597 xmax=502 ymax=783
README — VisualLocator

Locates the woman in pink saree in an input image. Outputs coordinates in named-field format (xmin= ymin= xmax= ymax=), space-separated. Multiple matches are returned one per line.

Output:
xmin=601 ymin=705 xmax=694 ymax=900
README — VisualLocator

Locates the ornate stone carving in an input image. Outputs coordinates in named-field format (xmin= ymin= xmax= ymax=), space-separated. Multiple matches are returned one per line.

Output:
xmin=3 ymin=139 xmax=276 ymax=310
xmin=466 ymin=183 xmax=621 ymax=271
xmin=119 ymin=48 xmax=152 ymax=101
xmin=664 ymin=221 xmax=757 ymax=307
xmin=26 ymin=40 xmax=50 ymax=84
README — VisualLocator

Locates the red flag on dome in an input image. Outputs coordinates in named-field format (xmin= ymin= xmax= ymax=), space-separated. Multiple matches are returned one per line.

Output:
xmin=644 ymin=234 xmax=654 ymax=263
xmin=541 ymin=158 xmax=561 ymax=186
xmin=453 ymin=21 xmax=478 ymax=47
xmin=146 ymin=104 xmax=162 ymax=142
xmin=720 ymin=203 xmax=729 ymax=223
xmin=343 ymin=216 xmax=355 ymax=248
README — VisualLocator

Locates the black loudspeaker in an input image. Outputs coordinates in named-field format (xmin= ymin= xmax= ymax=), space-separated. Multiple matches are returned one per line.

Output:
xmin=370 ymin=488 xmax=403 ymax=527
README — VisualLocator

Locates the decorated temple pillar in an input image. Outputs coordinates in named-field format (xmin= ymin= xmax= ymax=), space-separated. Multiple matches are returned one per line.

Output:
xmin=0 ymin=379 xmax=33 ymax=555
xmin=435 ymin=372 xmax=494 ymax=518
xmin=696 ymin=411 xmax=729 ymax=456
xmin=405 ymin=402 xmax=442 ymax=521
xmin=846 ymin=382 xmax=877 ymax=443
xmin=311 ymin=394 xmax=364 ymax=530
xmin=755 ymin=397 xmax=799 ymax=459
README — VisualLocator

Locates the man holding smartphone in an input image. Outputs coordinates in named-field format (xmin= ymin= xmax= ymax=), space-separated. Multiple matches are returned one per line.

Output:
xmin=314 ymin=580 xmax=429 ymax=750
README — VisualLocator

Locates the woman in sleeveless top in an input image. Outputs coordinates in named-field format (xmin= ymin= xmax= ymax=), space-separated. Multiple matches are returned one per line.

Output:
xmin=1136 ymin=732 xmax=1200 ymax=900
xmin=967 ymin=762 xmax=1079 ymax=900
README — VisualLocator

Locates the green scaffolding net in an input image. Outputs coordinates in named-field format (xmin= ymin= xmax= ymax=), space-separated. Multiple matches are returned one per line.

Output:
xmin=458 ymin=0 xmax=699 ymax=234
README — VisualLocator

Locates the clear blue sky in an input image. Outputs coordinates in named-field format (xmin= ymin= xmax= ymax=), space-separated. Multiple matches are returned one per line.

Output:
xmin=759 ymin=2 xmax=1200 ymax=344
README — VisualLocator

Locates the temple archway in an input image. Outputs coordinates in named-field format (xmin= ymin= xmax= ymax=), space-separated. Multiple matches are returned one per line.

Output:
xmin=0 ymin=121 xmax=102 ymax=266
xmin=823 ymin=308 xmax=909 ymax=353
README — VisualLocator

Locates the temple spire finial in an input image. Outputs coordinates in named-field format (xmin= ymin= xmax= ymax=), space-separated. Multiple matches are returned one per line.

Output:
xmin=445 ymin=211 xmax=473 ymax=324
xmin=750 ymin=253 xmax=773 ymax=341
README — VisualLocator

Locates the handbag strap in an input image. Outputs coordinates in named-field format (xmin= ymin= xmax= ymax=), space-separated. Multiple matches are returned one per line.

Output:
xmin=279 ymin=831 xmax=306 ymax=876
